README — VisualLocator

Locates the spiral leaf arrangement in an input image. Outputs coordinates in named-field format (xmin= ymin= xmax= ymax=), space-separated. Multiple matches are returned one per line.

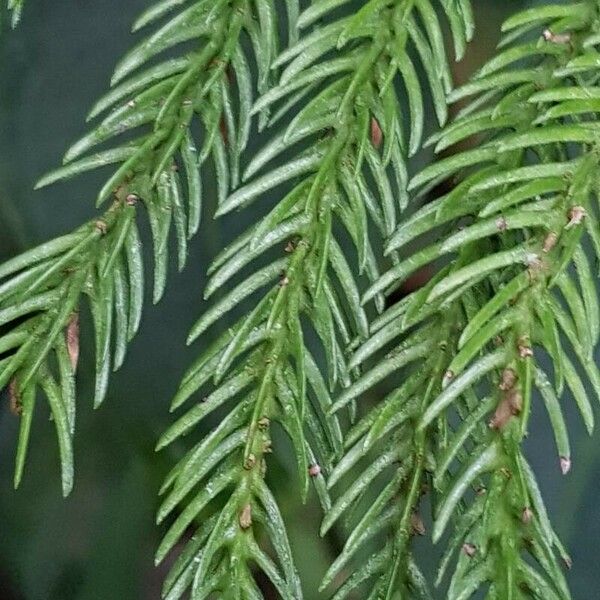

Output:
xmin=2 ymin=0 xmax=600 ymax=598
xmin=0 ymin=0 xmax=290 ymax=497
xmin=334 ymin=2 xmax=600 ymax=598
xmin=154 ymin=1 xmax=480 ymax=597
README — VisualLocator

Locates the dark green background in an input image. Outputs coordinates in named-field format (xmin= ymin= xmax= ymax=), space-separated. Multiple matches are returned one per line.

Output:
xmin=0 ymin=1 xmax=598 ymax=598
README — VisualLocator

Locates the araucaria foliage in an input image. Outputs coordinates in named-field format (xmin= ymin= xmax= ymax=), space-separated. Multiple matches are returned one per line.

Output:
xmin=3 ymin=0 xmax=600 ymax=598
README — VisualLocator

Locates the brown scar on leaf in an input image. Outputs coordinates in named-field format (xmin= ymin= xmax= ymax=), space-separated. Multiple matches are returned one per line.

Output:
xmin=9 ymin=379 xmax=22 ymax=416
xmin=239 ymin=504 xmax=252 ymax=529
xmin=370 ymin=117 xmax=383 ymax=149
xmin=66 ymin=312 xmax=80 ymax=371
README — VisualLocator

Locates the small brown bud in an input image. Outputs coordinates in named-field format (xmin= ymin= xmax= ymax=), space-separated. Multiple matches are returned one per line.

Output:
xmin=490 ymin=389 xmax=522 ymax=430
xmin=489 ymin=409 xmax=508 ymax=430
xmin=567 ymin=205 xmax=586 ymax=228
xmin=279 ymin=273 xmax=290 ymax=287
xmin=126 ymin=100 xmax=136 ymax=109
xmin=309 ymin=464 xmax=321 ymax=477
xmin=462 ymin=543 xmax=477 ymax=558
xmin=499 ymin=368 xmax=517 ymax=391
xmin=125 ymin=193 xmax=139 ymax=206
xmin=542 ymin=29 xmax=572 ymax=44
xmin=517 ymin=335 xmax=533 ymax=359
xmin=284 ymin=240 xmax=296 ymax=253
xmin=258 ymin=416 xmax=270 ymax=430
xmin=496 ymin=217 xmax=508 ymax=232
xmin=442 ymin=370 xmax=454 ymax=386
xmin=239 ymin=504 xmax=252 ymax=529
xmin=560 ymin=456 xmax=572 ymax=475
xmin=509 ymin=389 xmax=523 ymax=414
xmin=65 ymin=312 xmax=80 ymax=371
xmin=522 ymin=507 xmax=533 ymax=524
xmin=244 ymin=453 xmax=256 ymax=470
xmin=370 ymin=117 xmax=383 ymax=149
xmin=263 ymin=440 xmax=273 ymax=454
xmin=9 ymin=379 xmax=22 ymax=416
xmin=542 ymin=232 xmax=558 ymax=253
xmin=518 ymin=343 xmax=534 ymax=359
xmin=95 ymin=220 xmax=107 ymax=235
xmin=563 ymin=554 xmax=573 ymax=570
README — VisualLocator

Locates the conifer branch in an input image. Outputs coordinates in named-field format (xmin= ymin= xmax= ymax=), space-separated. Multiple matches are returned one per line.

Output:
xmin=157 ymin=1 xmax=475 ymax=597
xmin=0 ymin=0 xmax=283 ymax=495
xmin=344 ymin=1 xmax=600 ymax=597
xmin=3 ymin=0 xmax=600 ymax=597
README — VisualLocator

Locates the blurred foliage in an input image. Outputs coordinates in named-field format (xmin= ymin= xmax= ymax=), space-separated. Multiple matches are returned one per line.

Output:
xmin=0 ymin=1 xmax=598 ymax=598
